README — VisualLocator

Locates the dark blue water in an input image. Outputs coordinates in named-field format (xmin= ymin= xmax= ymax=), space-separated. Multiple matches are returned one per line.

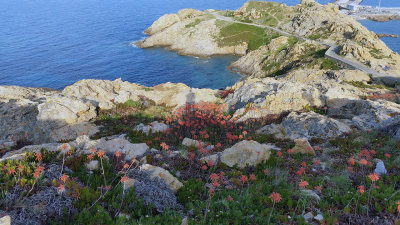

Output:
xmin=0 ymin=0 xmax=398 ymax=90
xmin=359 ymin=20 xmax=400 ymax=53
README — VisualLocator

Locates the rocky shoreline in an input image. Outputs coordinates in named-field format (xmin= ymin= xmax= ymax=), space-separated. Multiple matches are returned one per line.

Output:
xmin=1 ymin=0 xmax=400 ymax=224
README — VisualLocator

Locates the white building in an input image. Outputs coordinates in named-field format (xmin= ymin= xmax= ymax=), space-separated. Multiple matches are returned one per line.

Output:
xmin=347 ymin=4 xmax=360 ymax=11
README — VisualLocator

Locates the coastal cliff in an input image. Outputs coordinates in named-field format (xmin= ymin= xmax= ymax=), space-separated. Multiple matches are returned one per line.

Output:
xmin=1 ymin=1 xmax=400 ymax=224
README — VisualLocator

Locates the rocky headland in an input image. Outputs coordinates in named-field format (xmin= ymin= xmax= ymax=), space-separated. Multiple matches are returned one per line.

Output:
xmin=1 ymin=0 xmax=400 ymax=224
xmin=135 ymin=0 xmax=400 ymax=79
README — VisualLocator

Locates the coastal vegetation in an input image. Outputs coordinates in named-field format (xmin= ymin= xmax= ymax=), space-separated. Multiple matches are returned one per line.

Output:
xmin=1 ymin=100 xmax=400 ymax=224
xmin=1 ymin=0 xmax=400 ymax=224
xmin=216 ymin=20 xmax=281 ymax=51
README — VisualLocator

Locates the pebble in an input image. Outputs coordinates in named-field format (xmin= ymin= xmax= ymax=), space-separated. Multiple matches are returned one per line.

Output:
xmin=374 ymin=161 xmax=387 ymax=175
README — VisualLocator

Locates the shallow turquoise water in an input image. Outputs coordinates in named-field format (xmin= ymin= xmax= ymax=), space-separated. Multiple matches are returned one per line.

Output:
xmin=0 ymin=0 xmax=398 ymax=89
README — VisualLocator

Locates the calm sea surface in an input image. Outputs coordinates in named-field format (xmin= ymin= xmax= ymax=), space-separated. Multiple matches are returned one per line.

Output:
xmin=0 ymin=0 xmax=398 ymax=89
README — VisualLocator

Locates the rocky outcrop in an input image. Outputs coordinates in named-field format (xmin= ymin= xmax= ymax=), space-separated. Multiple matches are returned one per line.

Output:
xmin=258 ymin=112 xmax=351 ymax=140
xmin=0 ymin=79 xmax=221 ymax=147
xmin=135 ymin=10 xmax=247 ymax=57
xmin=201 ymin=140 xmax=275 ymax=168
xmin=377 ymin=33 xmax=399 ymax=38
xmin=64 ymin=79 xmax=220 ymax=109
xmin=328 ymin=99 xmax=400 ymax=131
xmin=225 ymin=70 xmax=369 ymax=121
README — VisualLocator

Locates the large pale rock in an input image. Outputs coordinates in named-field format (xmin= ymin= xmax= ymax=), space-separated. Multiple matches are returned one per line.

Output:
xmin=292 ymin=139 xmax=316 ymax=156
xmin=37 ymin=94 xmax=97 ymax=124
xmin=204 ymin=140 xmax=273 ymax=169
xmin=140 ymin=164 xmax=183 ymax=193
xmin=258 ymin=112 xmax=351 ymax=140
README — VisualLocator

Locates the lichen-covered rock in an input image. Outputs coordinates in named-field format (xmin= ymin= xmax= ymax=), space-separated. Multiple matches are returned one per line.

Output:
xmin=203 ymin=140 xmax=274 ymax=169
xmin=292 ymin=139 xmax=316 ymax=156
xmin=258 ymin=112 xmax=351 ymax=140
xmin=139 ymin=164 xmax=183 ymax=193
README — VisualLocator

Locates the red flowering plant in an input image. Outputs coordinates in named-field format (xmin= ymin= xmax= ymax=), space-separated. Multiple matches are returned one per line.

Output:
xmin=163 ymin=102 xmax=257 ymax=150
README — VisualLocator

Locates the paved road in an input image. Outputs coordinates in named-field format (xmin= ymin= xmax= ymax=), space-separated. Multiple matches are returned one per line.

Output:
xmin=210 ymin=12 xmax=400 ymax=85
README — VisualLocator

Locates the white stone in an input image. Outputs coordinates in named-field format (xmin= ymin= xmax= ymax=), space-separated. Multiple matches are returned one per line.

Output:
xmin=374 ymin=161 xmax=387 ymax=175
xmin=314 ymin=214 xmax=324 ymax=221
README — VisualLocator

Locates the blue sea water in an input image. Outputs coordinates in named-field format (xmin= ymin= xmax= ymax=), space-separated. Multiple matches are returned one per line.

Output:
xmin=0 ymin=0 xmax=398 ymax=90
xmin=360 ymin=0 xmax=400 ymax=7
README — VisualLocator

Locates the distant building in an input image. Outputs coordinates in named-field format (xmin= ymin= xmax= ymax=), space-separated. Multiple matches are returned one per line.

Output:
xmin=347 ymin=4 xmax=360 ymax=11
